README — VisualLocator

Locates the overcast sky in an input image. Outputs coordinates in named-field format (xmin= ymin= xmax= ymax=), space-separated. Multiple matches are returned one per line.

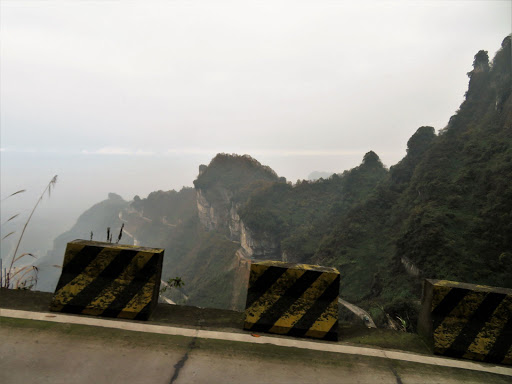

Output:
xmin=1 ymin=1 xmax=511 ymax=248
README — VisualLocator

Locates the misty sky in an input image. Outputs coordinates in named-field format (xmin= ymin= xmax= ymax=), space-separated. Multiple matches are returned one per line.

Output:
xmin=1 ymin=1 xmax=511 ymax=252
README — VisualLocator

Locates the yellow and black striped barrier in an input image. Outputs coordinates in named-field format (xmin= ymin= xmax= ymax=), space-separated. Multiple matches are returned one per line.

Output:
xmin=243 ymin=260 xmax=340 ymax=341
xmin=50 ymin=239 xmax=164 ymax=321
xmin=418 ymin=279 xmax=512 ymax=365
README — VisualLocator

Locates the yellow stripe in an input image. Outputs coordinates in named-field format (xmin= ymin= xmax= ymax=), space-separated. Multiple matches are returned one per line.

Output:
xmin=81 ymin=251 xmax=154 ymax=316
xmin=268 ymin=273 xmax=337 ymax=334
xmin=117 ymin=274 xmax=157 ymax=319
xmin=103 ymin=243 xmax=163 ymax=252
xmin=474 ymin=284 xmax=496 ymax=292
xmin=245 ymin=268 xmax=305 ymax=329
xmin=259 ymin=261 xmax=285 ymax=268
xmin=248 ymin=264 xmax=270 ymax=288
xmin=463 ymin=295 xmax=512 ymax=361
xmin=304 ymin=298 xmax=338 ymax=338
xmin=431 ymin=285 xmax=453 ymax=310
xmin=255 ymin=260 xmax=339 ymax=273
xmin=295 ymin=264 xmax=319 ymax=271
xmin=433 ymin=291 xmax=486 ymax=352
xmin=51 ymin=248 xmax=119 ymax=306
xmin=62 ymin=244 xmax=86 ymax=268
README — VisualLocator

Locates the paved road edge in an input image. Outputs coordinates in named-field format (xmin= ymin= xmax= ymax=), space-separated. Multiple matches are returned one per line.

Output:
xmin=1 ymin=308 xmax=510 ymax=377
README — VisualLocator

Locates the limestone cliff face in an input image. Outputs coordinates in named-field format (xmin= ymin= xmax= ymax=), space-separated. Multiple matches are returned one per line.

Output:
xmin=196 ymin=186 xmax=281 ymax=259
xmin=240 ymin=221 xmax=280 ymax=259
xmin=196 ymin=188 xmax=216 ymax=231
xmin=229 ymin=203 xmax=242 ymax=241
xmin=193 ymin=155 xmax=283 ymax=260
xmin=196 ymin=187 xmax=233 ymax=232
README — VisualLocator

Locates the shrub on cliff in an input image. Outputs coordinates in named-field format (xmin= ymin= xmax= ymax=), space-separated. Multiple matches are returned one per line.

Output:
xmin=193 ymin=154 xmax=279 ymax=192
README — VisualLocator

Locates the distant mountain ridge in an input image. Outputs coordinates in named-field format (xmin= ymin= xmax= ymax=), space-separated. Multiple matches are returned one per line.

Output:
xmin=308 ymin=171 xmax=335 ymax=181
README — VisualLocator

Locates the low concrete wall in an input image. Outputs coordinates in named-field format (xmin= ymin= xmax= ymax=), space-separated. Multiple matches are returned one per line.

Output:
xmin=244 ymin=260 xmax=340 ymax=341
xmin=50 ymin=239 xmax=164 ymax=320
xmin=418 ymin=279 xmax=512 ymax=365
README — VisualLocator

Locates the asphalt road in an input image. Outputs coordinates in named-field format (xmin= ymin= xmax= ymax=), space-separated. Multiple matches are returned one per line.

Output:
xmin=1 ymin=311 xmax=511 ymax=384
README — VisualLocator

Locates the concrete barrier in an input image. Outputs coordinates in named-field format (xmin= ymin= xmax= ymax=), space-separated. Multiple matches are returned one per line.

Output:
xmin=50 ymin=239 xmax=164 ymax=320
xmin=244 ymin=260 xmax=339 ymax=341
xmin=418 ymin=279 xmax=512 ymax=365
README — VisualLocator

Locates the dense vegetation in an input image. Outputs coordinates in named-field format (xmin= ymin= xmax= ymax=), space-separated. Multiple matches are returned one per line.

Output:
xmin=194 ymin=153 xmax=282 ymax=193
xmin=131 ymin=188 xmax=196 ymax=226
xmin=239 ymin=151 xmax=388 ymax=261
xmin=312 ymin=36 xmax=512 ymax=327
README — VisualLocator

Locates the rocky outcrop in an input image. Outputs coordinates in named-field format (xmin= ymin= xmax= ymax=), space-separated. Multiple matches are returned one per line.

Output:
xmin=196 ymin=187 xmax=233 ymax=231
xmin=229 ymin=203 xmax=242 ymax=241
xmin=240 ymin=221 xmax=280 ymax=260
xmin=196 ymin=185 xmax=281 ymax=258
xmin=401 ymin=256 xmax=422 ymax=277
xmin=194 ymin=156 xmax=284 ymax=260
xmin=196 ymin=188 xmax=217 ymax=231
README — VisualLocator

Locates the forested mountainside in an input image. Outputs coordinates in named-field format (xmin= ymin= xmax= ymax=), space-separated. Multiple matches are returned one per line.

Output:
xmin=313 ymin=36 xmax=512 ymax=325
xmin=43 ymin=36 xmax=511 ymax=327
xmin=239 ymin=150 xmax=388 ymax=262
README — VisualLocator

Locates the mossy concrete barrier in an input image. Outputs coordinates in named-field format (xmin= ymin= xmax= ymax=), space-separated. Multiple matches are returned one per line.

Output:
xmin=244 ymin=260 xmax=340 ymax=341
xmin=50 ymin=239 xmax=164 ymax=320
xmin=418 ymin=279 xmax=512 ymax=365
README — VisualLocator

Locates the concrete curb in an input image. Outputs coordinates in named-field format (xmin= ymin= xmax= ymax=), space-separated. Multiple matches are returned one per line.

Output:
xmin=1 ymin=308 xmax=511 ymax=377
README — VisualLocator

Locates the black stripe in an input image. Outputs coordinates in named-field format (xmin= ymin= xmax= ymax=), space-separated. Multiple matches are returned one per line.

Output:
xmin=432 ymin=288 xmax=469 ymax=331
xmin=133 ymin=301 xmax=152 ymax=321
xmin=287 ymin=275 xmax=340 ymax=337
xmin=253 ymin=270 xmax=323 ymax=331
xmin=60 ymin=250 xmax=139 ymax=314
xmin=245 ymin=266 xmax=287 ymax=309
xmin=485 ymin=311 xmax=512 ymax=364
xmin=322 ymin=321 xmax=339 ymax=341
xmin=444 ymin=293 xmax=506 ymax=358
xmin=55 ymin=246 xmax=104 ymax=291
xmin=101 ymin=254 xmax=160 ymax=317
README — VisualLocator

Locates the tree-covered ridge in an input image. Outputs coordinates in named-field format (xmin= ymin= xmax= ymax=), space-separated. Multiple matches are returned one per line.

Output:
xmin=239 ymin=151 xmax=388 ymax=261
xmin=193 ymin=153 xmax=281 ymax=192
xmin=312 ymin=127 xmax=438 ymax=305
xmin=312 ymin=35 xmax=512 ymax=327
xmin=131 ymin=187 xmax=196 ymax=225
xmin=395 ymin=35 xmax=512 ymax=287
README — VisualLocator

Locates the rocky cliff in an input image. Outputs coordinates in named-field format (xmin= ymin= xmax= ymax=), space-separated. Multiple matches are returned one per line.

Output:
xmin=240 ymin=221 xmax=280 ymax=259
xmin=193 ymin=154 xmax=282 ymax=255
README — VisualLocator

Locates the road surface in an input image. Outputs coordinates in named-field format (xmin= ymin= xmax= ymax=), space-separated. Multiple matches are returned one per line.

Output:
xmin=1 ymin=308 xmax=511 ymax=384
xmin=1 ymin=318 xmax=510 ymax=384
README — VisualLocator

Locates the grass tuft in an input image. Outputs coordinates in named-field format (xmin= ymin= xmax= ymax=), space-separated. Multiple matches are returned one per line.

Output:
xmin=1 ymin=175 xmax=57 ymax=289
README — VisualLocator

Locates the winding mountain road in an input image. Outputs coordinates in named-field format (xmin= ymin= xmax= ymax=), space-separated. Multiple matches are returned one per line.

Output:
xmin=338 ymin=297 xmax=377 ymax=328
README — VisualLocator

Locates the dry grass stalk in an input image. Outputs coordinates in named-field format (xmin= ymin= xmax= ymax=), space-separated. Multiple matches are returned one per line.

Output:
xmin=2 ymin=175 xmax=57 ymax=289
